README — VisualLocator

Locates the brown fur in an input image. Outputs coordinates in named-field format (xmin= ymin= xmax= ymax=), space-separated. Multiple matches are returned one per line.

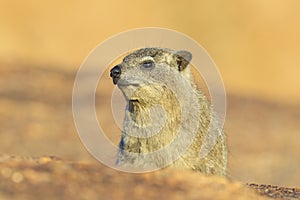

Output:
xmin=110 ymin=48 xmax=227 ymax=175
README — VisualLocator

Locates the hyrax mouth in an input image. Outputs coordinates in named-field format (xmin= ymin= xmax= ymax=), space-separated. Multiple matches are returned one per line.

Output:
xmin=112 ymin=78 xmax=119 ymax=85
xmin=116 ymin=79 xmax=130 ymax=86
xmin=117 ymin=79 xmax=140 ymax=87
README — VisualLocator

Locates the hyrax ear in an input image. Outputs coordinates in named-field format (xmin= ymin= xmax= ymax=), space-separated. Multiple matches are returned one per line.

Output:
xmin=174 ymin=50 xmax=192 ymax=71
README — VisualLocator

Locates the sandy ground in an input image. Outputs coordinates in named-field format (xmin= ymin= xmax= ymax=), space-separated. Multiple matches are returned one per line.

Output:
xmin=0 ymin=155 xmax=271 ymax=200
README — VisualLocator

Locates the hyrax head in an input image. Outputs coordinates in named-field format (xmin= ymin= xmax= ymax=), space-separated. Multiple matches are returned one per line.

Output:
xmin=110 ymin=48 xmax=192 ymax=102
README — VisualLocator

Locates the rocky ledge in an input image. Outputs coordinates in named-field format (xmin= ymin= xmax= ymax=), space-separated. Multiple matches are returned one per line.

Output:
xmin=1 ymin=154 xmax=299 ymax=200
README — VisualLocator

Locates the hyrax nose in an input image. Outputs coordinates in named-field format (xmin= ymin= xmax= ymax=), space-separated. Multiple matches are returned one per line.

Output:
xmin=110 ymin=65 xmax=121 ymax=84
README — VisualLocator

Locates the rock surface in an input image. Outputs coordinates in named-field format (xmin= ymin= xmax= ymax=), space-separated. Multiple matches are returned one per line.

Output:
xmin=0 ymin=154 xmax=268 ymax=200
xmin=248 ymin=183 xmax=300 ymax=199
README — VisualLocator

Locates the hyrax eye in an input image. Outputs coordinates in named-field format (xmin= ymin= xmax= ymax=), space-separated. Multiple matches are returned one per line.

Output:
xmin=141 ymin=60 xmax=155 ymax=69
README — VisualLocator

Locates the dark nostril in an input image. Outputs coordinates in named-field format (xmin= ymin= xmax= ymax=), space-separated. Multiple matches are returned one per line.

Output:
xmin=110 ymin=65 xmax=121 ymax=78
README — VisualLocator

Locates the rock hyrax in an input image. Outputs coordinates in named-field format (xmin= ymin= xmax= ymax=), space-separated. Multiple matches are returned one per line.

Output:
xmin=110 ymin=47 xmax=227 ymax=176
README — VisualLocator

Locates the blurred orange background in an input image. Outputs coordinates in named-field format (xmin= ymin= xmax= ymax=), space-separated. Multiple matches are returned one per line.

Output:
xmin=0 ymin=1 xmax=299 ymax=187
xmin=1 ymin=0 xmax=300 ymax=104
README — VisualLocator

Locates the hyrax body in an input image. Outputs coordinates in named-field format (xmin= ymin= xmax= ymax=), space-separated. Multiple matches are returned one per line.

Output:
xmin=110 ymin=47 xmax=227 ymax=176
